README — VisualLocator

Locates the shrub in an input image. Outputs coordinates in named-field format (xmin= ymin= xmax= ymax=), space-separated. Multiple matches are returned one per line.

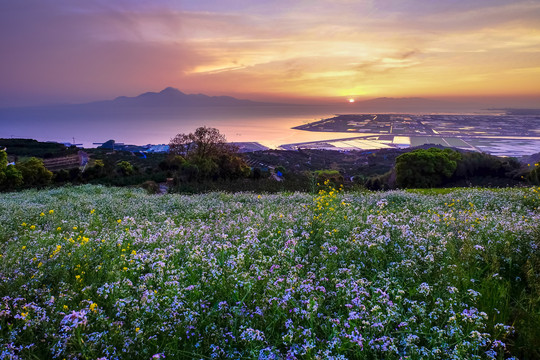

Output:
xmin=315 ymin=169 xmax=344 ymax=189
xmin=116 ymin=161 xmax=134 ymax=176
xmin=395 ymin=148 xmax=461 ymax=188
xmin=141 ymin=180 xmax=161 ymax=195
xmin=15 ymin=157 xmax=53 ymax=187
xmin=528 ymin=163 xmax=540 ymax=185
xmin=0 ymin=150 xmax=24 ymax=190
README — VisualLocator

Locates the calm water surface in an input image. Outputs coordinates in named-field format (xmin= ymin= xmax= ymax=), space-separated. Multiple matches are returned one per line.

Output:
xmin=1 ymin=105 xmax=365 ymax=148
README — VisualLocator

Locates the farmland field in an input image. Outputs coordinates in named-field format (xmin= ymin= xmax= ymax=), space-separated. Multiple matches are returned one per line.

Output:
xmin=0 ymin=185 xmax=539 ymax=359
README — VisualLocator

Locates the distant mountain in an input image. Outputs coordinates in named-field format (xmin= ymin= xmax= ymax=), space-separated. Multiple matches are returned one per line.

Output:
xmin=83 ymin=87 xmax=273 ymax=108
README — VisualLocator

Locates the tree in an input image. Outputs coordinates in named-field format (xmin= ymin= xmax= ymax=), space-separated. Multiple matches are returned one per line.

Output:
xmin=0 ymin=150 xmax=24 ymax=190
xmin=169 ymin=127 xmax=249 ymax=181
xmin=116 ymin=161 xmax=134 ymax=176
xmin=15 ymin=157 xmax=53 ymax=187
xmin=217 ymin=153 xmax=251 ymax=180
xmin=169 ymin=127 xmax=237 ymax=159
xmin=0 ymin=150 xmax=7 ymax=185
xmin=83 ymin=159 xmax=105 ymax=180
xmin=395 ymin=148 xmax=461 ymax=188
xmin=4 ymin=165 xmax=24 ymax=189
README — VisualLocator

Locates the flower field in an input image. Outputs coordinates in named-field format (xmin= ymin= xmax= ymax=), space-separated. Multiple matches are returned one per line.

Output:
xmin=0 ymin=185 xmax=539 ymax=359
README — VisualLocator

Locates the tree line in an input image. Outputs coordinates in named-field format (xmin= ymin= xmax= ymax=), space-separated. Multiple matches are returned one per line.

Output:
xmin=366 ymin=147 xmax=537 ymax=190
xmin=1 ymin=130 xmax=540 ymax=192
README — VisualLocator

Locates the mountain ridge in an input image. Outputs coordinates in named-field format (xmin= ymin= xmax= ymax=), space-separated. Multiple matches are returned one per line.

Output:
xmin=87 ymin=87 xmax=273 ymax=108
xmin=0 ymin=88 xmax=492 ymax=112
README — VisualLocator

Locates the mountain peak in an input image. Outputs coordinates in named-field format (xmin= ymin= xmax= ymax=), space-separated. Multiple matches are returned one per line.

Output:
xmin=159 ymin=87 xmax=184 ymax=95
xmin=102 ymin=88 xmax=270 ymax=107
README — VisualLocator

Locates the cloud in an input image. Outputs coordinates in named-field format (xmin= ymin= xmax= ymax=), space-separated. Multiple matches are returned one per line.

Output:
xmin=1 ymin=0 xmax=539 ymax=105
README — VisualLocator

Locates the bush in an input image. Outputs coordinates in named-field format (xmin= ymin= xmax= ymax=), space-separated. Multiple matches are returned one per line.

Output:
xmin=453 ymin=152 xmax=521 ymax=181
xmin=528 ymin=163 xmax=540 ymax=185
xmin=365 ymin=171 xmax=392 ymax=190
xmin=395 ymin=148 xmax=461 ymax=188
xmin=116 ymin=161 xmax=134 ymax=176
xmin=1 ymin=165 xmax=24 ymax=190
xmin=0 ymin=150 xmax=24 ymax=190
xmin=141 ymin=180 xmax=161 ymax=195
xmin=315 ymin=170 xmax=343 ymax=189
xmin=53 ymin=169 xmax=70 ymax=184
xmin=15 ymin=157 xmax=53 ymax=187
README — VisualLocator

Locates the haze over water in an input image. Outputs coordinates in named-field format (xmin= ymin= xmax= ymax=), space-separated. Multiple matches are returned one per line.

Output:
xmin=0 ymin=98 xmax=513 ymax=149
xmin=1 ymin=105 xmax=362 ymax=148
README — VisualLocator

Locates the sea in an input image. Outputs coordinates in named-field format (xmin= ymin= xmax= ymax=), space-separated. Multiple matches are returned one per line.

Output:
xmin=0 ymin=104 xmax=367 ymax=149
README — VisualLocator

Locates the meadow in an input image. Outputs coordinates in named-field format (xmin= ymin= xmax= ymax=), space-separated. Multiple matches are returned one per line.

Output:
xmin=0 ymin=185 xmax=539 ymax=359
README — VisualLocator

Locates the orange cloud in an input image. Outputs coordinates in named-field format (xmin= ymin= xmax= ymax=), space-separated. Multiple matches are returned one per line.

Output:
xmin=1 ymin=0 xmax=539 ymax=106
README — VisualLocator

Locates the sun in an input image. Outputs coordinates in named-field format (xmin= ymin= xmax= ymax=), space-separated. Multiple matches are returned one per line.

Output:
xmin=348 ymin=98 xmax=355 ymax=103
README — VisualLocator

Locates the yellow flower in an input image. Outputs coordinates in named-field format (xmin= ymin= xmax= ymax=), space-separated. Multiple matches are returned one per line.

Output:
xmin=40 ymin=212 xmax=45 ymax=217
xmin=38 ymin=262 xmax=43 ymax=267
xmin=89 ymin=303 xmax=98 ymax=312
xmin=117 ymin=219 xmax=122 ymax=224
xmin=22 ymin=246 xmax=26 ymax=250
xmin=131 ymin=250 xmax=136 ymax=255
xmin=49 ymin=210 xmax=54 ymax=214
xmin=21 ymin=222 xmax=27 ymax=227
xmin=136 ymin=327 xmax=140 ymax=333
xmin=63 ymin=305 xmax=68 ymax=311
xmin=73 ymin=226 xmax=77 ymax=230
xmin=30 ymin=225 xmax=36 ymax=230
xmin=90 ymin=209 xmax=95 ymax=214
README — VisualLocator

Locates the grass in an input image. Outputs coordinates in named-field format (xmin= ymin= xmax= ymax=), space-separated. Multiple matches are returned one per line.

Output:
xmin=0 ymin=184 xmax=539 ymax=359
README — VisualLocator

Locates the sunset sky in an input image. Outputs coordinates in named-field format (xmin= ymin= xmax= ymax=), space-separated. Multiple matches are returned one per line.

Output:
xmin=1 ymin=0 xmax=540 ymax=107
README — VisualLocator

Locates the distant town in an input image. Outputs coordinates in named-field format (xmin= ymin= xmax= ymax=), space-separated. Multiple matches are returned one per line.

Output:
xmin=288 ymin=113 xmax=540 ymax=157
xmin=77 ymin=113 xmax=540 ymax=158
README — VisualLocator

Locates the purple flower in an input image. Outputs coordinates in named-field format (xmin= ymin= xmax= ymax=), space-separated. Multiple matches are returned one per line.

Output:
xmin=60 ymin=310 xmax=88 ymax=329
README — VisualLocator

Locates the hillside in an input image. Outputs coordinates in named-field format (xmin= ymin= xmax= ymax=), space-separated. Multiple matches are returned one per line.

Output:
xmin=0 ymin=185 xmax=539 ymax=359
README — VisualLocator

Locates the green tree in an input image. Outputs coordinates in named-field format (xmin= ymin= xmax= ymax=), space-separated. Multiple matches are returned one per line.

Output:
xmin=217 ymin=153 xmax=251 ymax=180
xmin=0 ymin=150 xmax=7 ymax=185
xmin=15 ymin=157 xmax=53 ymax=187
xmin=83 ymin=159 xmax=106 ymax=180
xmin=116 ymin=161 xmax=134 ymax=176
xmin=395 ymin=148 xmax=461 ymax=188
xmin=0 ymin=150 xmax=24 ymax=190
xmin=190 ymin=156 xmax=218 ymax=179
xmin=4 ymin=165 xmax=24 ymax=189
